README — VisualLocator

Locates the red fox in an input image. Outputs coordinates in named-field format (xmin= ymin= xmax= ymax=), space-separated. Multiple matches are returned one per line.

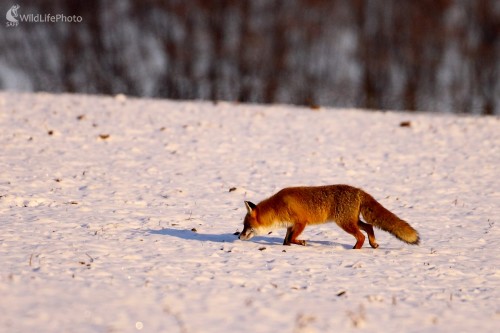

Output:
xmin=238 ymin=185 xmax=419 ymax=248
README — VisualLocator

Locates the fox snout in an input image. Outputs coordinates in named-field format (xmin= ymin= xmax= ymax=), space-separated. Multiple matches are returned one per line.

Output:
xmin=238 ymin=227 xmax=255 ymax=241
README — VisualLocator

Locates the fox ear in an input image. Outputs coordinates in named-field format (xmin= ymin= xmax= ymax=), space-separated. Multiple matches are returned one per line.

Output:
xmin=244 ymin=201 xmax=256 ymax=213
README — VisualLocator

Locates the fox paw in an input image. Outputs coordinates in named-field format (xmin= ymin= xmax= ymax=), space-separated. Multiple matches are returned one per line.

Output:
xmin=283 ymin=240 xmax=307 ymax=246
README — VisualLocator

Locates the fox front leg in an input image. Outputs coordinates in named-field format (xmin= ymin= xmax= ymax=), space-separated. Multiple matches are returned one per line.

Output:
xmin=283 ymin=227 xmax=293 ymax=245
xmin=283 ymin=225 xmax=307 ymax=246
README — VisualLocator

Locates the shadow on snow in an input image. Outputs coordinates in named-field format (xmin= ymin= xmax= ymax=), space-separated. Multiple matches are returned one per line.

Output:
xmin=148 ymin=228 xmax=353 ymax=248
xmin=147 ymin=228 xmax=280 ymax=244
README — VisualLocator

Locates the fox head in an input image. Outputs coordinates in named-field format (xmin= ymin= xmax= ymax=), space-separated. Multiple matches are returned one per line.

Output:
xmin=239 ymin=201 xmax=258 ymax=241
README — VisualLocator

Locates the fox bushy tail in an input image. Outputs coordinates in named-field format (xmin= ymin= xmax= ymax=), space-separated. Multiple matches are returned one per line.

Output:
xmin=360 ymin=191 xmax=420 ymax=245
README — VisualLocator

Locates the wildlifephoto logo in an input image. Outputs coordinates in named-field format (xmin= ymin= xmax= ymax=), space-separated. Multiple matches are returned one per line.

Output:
xmin=5 ymin=4 xmax=83 ymax=27
xmin=5 ymin=4 xmax=19 ymax=27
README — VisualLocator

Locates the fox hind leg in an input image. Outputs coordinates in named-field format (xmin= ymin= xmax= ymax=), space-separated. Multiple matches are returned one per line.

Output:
xmin=283 ymin=224 xmax=307 ymax=246
xmin=358 ymin=220 xmax=379 ymax=249
xmin=339 ymin=219 xmax=366 ymax=249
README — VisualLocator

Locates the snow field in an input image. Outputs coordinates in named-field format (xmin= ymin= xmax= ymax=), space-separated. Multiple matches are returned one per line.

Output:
xmin=0 ymin=92 xmax=499 ymax=332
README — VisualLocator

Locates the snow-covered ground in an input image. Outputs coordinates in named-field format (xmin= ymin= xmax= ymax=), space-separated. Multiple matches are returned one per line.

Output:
xmin=0 ymin=91 xmax=499 ymax=333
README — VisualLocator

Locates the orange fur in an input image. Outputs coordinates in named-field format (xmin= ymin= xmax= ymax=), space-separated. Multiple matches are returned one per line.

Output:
xmin=239 ymin=185 xmax=419 ymax=248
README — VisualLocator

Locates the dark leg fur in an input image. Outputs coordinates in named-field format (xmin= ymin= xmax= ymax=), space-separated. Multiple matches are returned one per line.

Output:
xmin=283 ymin=227 xmax=293 ymax=245
xmin=283 ymin=224 xmax=307 ymax=246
